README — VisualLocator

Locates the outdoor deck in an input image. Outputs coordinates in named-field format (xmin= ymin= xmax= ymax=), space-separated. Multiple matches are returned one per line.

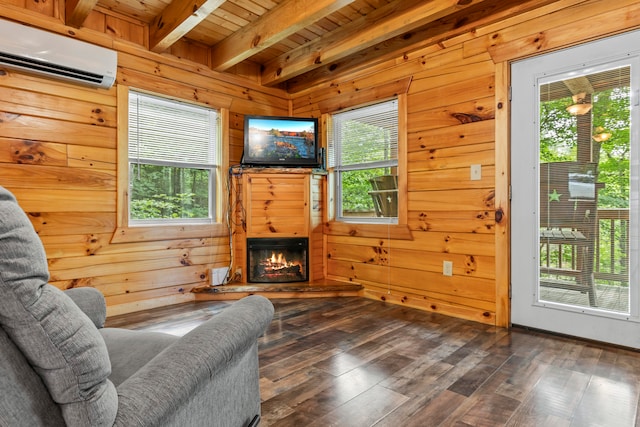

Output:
xmin=540 ymin=208 xmax=629 ymax=313
xmin=540 ymin=284 xmax=629 ymax=313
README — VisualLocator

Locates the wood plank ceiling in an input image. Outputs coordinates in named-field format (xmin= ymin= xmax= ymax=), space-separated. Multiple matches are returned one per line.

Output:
xmin=67 ymin=0 xmax=557 ymax=93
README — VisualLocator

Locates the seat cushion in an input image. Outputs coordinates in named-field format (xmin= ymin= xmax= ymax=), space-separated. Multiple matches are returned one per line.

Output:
xmin=0 ymin=186 xmax=117 ymax=426
xmin=100 ymin=328 xmax=178 ymax=386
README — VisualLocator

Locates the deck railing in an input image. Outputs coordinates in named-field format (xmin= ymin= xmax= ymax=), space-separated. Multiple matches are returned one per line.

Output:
xmin=540 ymin=208 xmax=629 ymax=286
xmin=594 ymin=208 xmax=629 ymax=285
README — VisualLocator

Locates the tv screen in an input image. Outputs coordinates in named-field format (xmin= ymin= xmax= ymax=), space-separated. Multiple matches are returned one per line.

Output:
xmin=242 ymin=115 xmax=319 ymax=167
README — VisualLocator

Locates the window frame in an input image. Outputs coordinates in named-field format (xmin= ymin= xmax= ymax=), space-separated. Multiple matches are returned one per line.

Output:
xmin=330 ymin=98 xmax=400 ymax=224
xmin=324 ymin=93 xmax=409 ymax=238
xmin=113 ymin=85 xmax=229 ymax=243
xmin=127 ymin=89 xmax=218 ymax=226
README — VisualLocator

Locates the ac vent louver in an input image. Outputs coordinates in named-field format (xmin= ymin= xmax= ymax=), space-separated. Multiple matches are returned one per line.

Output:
xmin=0 ymin=18 xmax=117 ymax=89
xmin=0 ymin=52 xmax=105 ymax=85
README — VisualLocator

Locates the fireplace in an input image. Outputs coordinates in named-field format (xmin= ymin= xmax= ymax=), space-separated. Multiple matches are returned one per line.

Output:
xmin=247 ymin=237 xmax=308 ymax=283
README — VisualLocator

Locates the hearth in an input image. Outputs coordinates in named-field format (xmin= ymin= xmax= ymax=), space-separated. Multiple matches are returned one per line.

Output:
xmin=247 ymin=237 xmax=308 ymax=283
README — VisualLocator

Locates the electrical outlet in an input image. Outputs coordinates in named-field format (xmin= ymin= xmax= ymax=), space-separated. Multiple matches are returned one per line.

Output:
xmin=443 ymin=261 xmax=453 ymax=277
xmin=470 ymin=164 xmax=482 ymax=181
xmin=211 ymin=267 xmax=229 ymax=286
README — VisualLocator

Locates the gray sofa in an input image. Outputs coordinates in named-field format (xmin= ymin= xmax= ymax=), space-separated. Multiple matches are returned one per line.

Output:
xmin=0 ymin=185 xmax=274 ymax=427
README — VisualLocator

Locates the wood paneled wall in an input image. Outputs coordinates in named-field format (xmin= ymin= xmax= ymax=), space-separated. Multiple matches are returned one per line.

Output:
xmin=291 ymin=0 xmax=640 ymax=326
xmin=0 ymin=2 xmax=290 ymax=316
xmin=2 ymin=0 xmax=639 ymax=324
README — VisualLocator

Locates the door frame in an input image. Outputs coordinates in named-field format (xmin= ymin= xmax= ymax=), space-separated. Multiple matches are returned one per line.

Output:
xmin=509 ymin=30 xmax=640 ymax=349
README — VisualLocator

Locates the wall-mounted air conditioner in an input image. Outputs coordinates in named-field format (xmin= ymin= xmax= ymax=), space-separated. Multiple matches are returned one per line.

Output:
xmin=0 ymin=18 xmax=117 ymax=89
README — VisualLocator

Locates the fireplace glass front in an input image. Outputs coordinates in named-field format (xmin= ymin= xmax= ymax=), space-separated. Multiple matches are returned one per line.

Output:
xmin=247 ymin=237 xmax=308 ymax=283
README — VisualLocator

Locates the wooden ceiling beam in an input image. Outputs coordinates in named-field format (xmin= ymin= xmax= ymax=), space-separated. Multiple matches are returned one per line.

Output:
xmin=285 ymin=0 xmax=559 ymax=93
xmin=261 ymin=0 xmax=483 ymax=87
xmin=65 ymin=0 xmax=99 ymax=28
xmin=209 ymin=0 xmax=356 ymax=72
xmin=149 ymin=0 xmax=226 ymax=53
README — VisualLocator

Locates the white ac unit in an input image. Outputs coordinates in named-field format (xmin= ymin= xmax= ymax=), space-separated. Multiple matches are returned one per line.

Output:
xmin=0 ymin=18 xmax=117 ymax=89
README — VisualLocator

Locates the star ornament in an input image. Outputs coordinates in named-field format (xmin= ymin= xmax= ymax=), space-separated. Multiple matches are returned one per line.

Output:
xmin=549 ymin=189 xmax=562 ymax=202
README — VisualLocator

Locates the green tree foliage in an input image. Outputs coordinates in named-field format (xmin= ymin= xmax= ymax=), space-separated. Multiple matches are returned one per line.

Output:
xmin=341 ymin=168 xmax=391 ymax=212
xmin=130 ymin=164 xmax=210 ymax=220
xmin=540 ymin=98 xmax=578 ymax=161
xmin=540 ymin=87 xmax=630 ymax=208
xmin=339 ymin=120 xmax=396 ymax=214
xmin=592 ymin=87 xmax=630 ymax=208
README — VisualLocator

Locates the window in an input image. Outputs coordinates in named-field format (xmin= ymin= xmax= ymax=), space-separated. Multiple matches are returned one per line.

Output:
xmin=128 ymin=90 xmax=219 ymax=225
xmin=329 ymin=99 xmax=398 ymax=223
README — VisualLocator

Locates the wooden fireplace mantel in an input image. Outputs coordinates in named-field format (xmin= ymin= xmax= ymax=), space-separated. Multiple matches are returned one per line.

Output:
xmin=232 ymin=168 xmax=326 ymax=283
xmin=193 ymin=167 xmax=364 ymax=299
xmin=231 ymin=166 xmax=327 ymax=175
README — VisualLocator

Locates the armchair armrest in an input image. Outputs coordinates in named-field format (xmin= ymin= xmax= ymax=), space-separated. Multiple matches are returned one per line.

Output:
xmin=113 ymin=295 xmax=274 ymax=427
xmin=64 ymin=287 xmax=107 ymax=329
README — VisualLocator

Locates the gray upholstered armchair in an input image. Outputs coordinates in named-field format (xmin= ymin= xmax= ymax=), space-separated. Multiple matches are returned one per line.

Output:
xmin=0 ymin=185 xmax=274 ymax=427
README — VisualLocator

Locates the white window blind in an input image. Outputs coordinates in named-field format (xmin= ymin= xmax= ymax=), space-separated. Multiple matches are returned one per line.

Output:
xmin=329 ymin=99 xmax=398 ymax=169
xmin=128 ymin=91 xmax=218 ymax=166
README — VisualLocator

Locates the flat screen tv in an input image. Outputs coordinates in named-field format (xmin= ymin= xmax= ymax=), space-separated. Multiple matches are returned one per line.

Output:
xmin=242 ymin=115 xmax=319 ymax=167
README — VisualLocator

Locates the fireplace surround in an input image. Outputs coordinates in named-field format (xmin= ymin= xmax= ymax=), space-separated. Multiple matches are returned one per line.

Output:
xmin=247 ymin=237 xmax=309 ymax=283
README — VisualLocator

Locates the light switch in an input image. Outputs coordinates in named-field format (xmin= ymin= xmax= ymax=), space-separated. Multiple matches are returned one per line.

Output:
xmin=470 ymin=164 xmax=482 ymax=180
xmin=443 ymin=261 xmax=453 ymax=276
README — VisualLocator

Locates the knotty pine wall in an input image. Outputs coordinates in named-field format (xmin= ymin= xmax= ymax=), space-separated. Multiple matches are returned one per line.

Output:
xmin=292 ymin=0 xmax=640 ymax=327
xmin=2 ymin=0 xmax=639 ymax=325
xmin=0 ymin=3 xmax=289 ymax=316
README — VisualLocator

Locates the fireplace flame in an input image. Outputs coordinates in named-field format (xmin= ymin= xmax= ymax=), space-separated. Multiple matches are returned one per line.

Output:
xmin=270 ymin=252 xmax=287 ymax=266
xmin=270 ymin=252 xmax=292 ymax=268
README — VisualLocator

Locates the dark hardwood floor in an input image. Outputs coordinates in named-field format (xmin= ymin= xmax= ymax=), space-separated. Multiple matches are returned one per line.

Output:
xmin=105 ymin=297 xmax=640 ymax=426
